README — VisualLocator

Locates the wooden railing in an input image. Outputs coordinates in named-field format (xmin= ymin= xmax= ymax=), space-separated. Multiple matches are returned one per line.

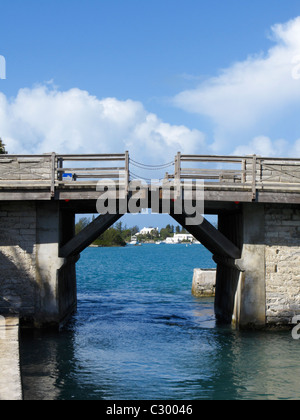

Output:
xmin=56 ymin=152 xmax=129 ymax=188
xmin=169 ymin=153 xmax=300 ymax=199
xmin=0 ymin=152 xmax=129 ymax=197
xmin=1 ymin=152 xmax=300 ymax=200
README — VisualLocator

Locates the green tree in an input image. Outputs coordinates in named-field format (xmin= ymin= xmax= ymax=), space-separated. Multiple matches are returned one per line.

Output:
xmin=121 ymin=228 xmax=132 ymax=242
xmin=0 ymin=138 xmax=7 ymax=154
xmin=75 ymin=217 xmax=90 ymax=235
xmin=94 ymin=228 xmax=126 ymax=247
xmin=114 ymin=221 xmax=123 ymax=233
xmin=130 ymin=226 xmax=139 ymax=236
xmin=160 ymin=224 xmax=174 ymax=240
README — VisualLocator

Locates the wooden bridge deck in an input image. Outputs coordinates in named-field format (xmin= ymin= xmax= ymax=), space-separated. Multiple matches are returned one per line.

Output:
xmin=0 ymin=152 xmax=300 ymax=204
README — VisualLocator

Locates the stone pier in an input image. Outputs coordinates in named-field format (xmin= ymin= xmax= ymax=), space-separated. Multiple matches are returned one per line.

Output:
xmin=0 ymin=201 xmax=77 ymax=328
xmin=0 ymin=316 xmax=22 ymax=400
xmin=215 ymin=203 xmax=300 ymax=329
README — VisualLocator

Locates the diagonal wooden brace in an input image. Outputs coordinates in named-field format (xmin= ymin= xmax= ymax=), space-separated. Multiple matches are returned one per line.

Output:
xmin=170 ymin=210 xmax=241 ymax=260
xmin=59 ymin=213 xmax=123 ymax=258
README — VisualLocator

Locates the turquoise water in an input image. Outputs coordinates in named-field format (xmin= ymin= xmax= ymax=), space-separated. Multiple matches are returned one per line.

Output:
xmin=20 ymin=245 xmax=300 ymax=400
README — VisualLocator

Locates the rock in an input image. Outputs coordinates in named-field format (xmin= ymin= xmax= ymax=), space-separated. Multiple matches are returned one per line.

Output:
xmin=192 ymin=269 xmax=216 ymax=297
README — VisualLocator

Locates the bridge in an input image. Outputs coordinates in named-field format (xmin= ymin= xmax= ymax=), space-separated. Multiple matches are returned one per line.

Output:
xmin=0 ymin=152 xmax=299 ymax=329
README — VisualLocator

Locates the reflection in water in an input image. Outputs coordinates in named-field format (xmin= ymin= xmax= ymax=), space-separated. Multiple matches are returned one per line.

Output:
xmin=21 ymin=304 xmax=300 ymax=400
xmin=20 ymin=245 xmax=300 ymax=400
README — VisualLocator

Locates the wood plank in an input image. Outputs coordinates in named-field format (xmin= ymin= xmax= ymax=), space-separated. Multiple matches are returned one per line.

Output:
xmin=57 ymin=180 xmax=126 ymax=185
xmin=0 ymin=181 xmax=51 ymax=186
xmin=0 ymin=191 xmax=52 ymax=200
xmin=58 ymin=154 xmax=126 ymax=157
xmin=181 ymin=155 xmax=300 ymax=162
xmin=1 ymin=154 xmax=51 ymax=158
xmin=73 ymin=175 xmax=125 ymax=179
xmin=261 ymin=160 xmax=300 ymax=165
xmin=68 ymin=173 xmax=125 ymax=179
xmin=57 ymin=167 xmax=125 ymax=172
xmin=257 ymin=191 xmax=300 ymax=204
xmin=57 ymin=190 xmax=127 ymax=200
xmin=204 ymin=190 xmax=252 ymax=202
xmin=59 ymin=212 xmax=123 ymax=258
xmin=181 ymin=155 xmax=245 ymax=160
xmin=0 ymin=184 xmax=299 ymax=204
xmin=181 ymin=175 xmax=220 ymax=180
xmin=258 ymin=184 xmax=300 ymax=191
xmin=170 ymin=210 xmax=241 ymax=259
xmin=58 ymin=155 xmax=126 ymax=161
xmin=181 ymin=169 xmax=246 ymax=174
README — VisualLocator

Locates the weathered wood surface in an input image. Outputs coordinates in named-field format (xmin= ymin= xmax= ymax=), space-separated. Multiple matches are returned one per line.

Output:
xmin=1 ymin=153 xmax=300 ymax=204
xmin=59 ymin=213 xmax=123 ymax=258
xmin=170 ymin=209 xmax=241 ymax=259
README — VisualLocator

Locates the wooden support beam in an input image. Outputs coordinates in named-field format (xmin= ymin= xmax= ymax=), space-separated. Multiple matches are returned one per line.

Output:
xmin=213 ymin=254 xmax=244 ymax=271
xmin=59 ymin=213 xmax=123 ymax=258
xmin=170 ymin=209 xmax=241 ymax=260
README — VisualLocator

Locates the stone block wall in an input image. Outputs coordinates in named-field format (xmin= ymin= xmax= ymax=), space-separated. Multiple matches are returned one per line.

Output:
xmin=0 ymin=202 xmax=37 ymax=316
xmin=0 ymin=201 xmax=77 ymax=327
xmin=264 ymin=205 xmax=300 ymax=325
xmin=216 ymin=203 xmax=300 ymax=329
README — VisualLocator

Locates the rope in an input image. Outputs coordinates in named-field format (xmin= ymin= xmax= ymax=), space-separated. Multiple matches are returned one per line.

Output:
xmin=129 ymin=158 xmax=174 ymax=170
xmin=129 ymin=171 xmax=165 ymax=183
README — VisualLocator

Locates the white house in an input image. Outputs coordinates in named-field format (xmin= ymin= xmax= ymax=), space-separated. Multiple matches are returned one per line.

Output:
xmin=137 ymin=227 xmax=159 ymax=236
xmin=165 ymin=234 xmax=195 ymax=244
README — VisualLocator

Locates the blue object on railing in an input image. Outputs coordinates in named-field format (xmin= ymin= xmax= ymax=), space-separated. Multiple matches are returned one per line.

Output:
xmin=63 ymin=173 xmax=73 ymax=181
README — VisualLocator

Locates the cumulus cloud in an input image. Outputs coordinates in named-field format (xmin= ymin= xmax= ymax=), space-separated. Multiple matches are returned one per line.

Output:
xmin=173 ymin=16 xmax=300 ymax=153
xmin=233 ymin=135 xmax=300 ymax=158
xmin=233 ymin=136 xmax=289 ymax=157
xmin=2 ymin=16 xmax=300 ymax=162
xmin=0 ymin=84 xmax=206 ymax=163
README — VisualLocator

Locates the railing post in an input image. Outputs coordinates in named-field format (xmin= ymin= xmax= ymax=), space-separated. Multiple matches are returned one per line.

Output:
xmin=242 ymin=159 xmax=246 ymax=184
xmin=175 ymin=152 xmax=181 ymax=198
xmin=252 ymin=154 xmax=257 ymax=201
xmin=51 ymin=152 xmax=56 ymax=198
xmin=125 ymin=151 xmax=129 ymax=195
xmin=175 ymin=152 xmax=181 ymax=181
xmin=258 ymin=158 xmax=262 ymax=183
xmin=57 ymin=156 xmax=63 ymax=181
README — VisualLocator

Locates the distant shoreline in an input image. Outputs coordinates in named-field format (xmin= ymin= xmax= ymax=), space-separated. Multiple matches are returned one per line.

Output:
xmin=89 ymin=242 xmax=202 ymax=248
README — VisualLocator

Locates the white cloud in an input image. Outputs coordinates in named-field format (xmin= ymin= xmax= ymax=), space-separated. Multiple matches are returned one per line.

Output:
xmin=3 ymin=16 xmax=300 ymax=163
xmin=0 ymin=85 xmax=206 ymax=163
xmin=233 ymin=136 xmax=289 ymax=157
xmin=173 ymin=16 xmax=300 ymax=153
xmin=232 ymin=135 xmax=300 ymax=159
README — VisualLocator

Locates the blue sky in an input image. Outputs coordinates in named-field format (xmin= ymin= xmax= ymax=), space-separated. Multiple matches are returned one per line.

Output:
xmin=1 ymin=0 xmax=300 ymax=227
xmin=1 ymin=1 xmax=299 ymax=99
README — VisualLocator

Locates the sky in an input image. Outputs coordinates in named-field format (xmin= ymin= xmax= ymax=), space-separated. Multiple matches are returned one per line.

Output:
xmin=1 ymin=0 xmax=300 ymax=227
